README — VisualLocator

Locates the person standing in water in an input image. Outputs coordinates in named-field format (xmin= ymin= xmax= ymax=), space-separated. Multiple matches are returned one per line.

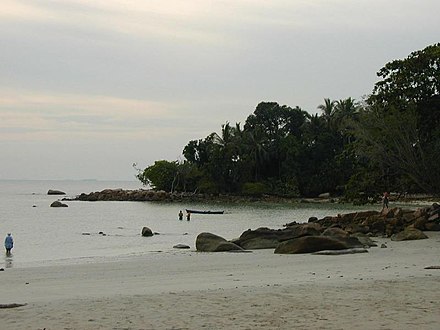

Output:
xmin=4 ymin=233 xmax=13 ymax=254
xmin=178 ymin=210 xmax=183 ymax=220
xmin=186 ymin=211 xmax=191 ymax=221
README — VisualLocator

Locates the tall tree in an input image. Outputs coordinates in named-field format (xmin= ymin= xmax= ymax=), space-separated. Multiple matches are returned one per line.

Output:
xmin=369 ymin=43 xmax=440 ymax=108
xmin=354 ymin=43 xmax=440 ymax=194
xmin=317 ymin=98 xmax=336 ymax=128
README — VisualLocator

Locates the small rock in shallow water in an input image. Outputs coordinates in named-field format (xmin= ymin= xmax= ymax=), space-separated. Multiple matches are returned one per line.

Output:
xmin=424 ymin=265 xmax=440 ymax=269
xmin=50 ymin=201 xmax=68 ymax=207
xmin=141 ymin=227 xmax=153 ymax=237
xmin=47 ymin=189 xmax=66 ymax=195
xmin=0 ymin=303 xmax=27 ymax=309
xmin=381 ymin=243 xmax=387 ymax=248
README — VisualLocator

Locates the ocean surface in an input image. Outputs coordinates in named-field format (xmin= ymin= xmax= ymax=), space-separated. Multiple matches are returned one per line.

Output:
xmin=1 ymin=180 xmax=382 ymax=269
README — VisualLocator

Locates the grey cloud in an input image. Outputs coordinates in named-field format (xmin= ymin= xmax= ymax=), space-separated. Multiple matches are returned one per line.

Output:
xmin=1 ymin=0 xmax=439 ymax=179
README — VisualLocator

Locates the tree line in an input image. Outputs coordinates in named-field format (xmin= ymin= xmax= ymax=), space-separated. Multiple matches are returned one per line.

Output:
xmin=135 ymin=43 xmax=440 ymax=202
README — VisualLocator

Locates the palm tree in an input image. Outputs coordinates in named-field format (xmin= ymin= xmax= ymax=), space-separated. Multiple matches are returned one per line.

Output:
xmin=211 ymin=122 xmax=246 ymax=190
xmin=317 ymin=98 xmax=336 ymax=128
xmin=334 ymin=98 xmax=359 ymax=120
xmin=334 ymin=97 xmax=360 ymax=143
xmin=243 ymin=127 xmax=269 ymax=181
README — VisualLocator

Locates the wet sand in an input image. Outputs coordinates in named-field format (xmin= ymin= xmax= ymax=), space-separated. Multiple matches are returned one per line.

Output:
xmin=1 ymin=232 xmax=440 ymax=329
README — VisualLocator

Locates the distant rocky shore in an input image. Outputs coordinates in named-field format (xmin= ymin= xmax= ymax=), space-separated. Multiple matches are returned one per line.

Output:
xmin=66 ymin=188 xmax=439 ymax=205
xmin=66 ymin=188 xmax=326 ymax=203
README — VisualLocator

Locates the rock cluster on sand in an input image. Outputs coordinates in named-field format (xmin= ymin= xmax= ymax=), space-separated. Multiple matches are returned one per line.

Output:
xmin=195 ymin=203 xmax=440 ymax=254
xmin=309 ymin=203 xmax=440 ymax=237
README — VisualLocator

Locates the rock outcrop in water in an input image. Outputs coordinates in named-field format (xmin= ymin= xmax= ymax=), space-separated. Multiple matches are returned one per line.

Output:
xmin=69 ymin=189 xmax=308 ymax=203
xmin=50 ymin=201 xmax=68 ymax=207
xmin=75 ymin=189 xmax=170 ymax=202
xmin=48 ymin=189 xmax=66 ymax=195
xmin=141 ymin=227 xmax=153 ymax=237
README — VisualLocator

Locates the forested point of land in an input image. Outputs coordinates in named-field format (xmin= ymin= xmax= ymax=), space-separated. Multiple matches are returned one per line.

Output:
xmin=135 ymin=43 xmax=440 ymax=204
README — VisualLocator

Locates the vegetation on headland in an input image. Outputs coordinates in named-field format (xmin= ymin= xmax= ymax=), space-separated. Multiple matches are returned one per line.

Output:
xmin=135 ymin=43 xmax=440 ymax=203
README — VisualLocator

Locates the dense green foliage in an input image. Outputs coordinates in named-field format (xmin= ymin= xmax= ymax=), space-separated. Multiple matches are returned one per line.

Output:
xmin=137 ymin=43 xmax=440 ymax=201
xmin=355 ymin=43 xmax=440 ymax=196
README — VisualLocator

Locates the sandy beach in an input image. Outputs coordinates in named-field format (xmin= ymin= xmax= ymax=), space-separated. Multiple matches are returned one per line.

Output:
xmin=1 ymin=232 xmax=440 ymax=330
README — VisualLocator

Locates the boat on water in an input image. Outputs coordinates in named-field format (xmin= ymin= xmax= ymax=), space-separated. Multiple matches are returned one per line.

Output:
xmin=185 ymin=209 xmax=224 ymax=215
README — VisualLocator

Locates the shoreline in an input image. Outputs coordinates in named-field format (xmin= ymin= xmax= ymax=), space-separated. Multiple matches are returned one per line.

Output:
xmin=1 ymin=232 xmax=440 ymax=329
xmin=68 ymin=187 xmax=440 ymax=205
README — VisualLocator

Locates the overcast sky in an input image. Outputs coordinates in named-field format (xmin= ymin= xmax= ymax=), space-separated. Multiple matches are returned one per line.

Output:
xmin=1 ymin=0 xmax=439 ymax=181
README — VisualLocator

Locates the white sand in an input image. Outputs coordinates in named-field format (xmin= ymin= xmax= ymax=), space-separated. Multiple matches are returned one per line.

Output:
xmin=1 ymin=233 xmax=440 ymax=330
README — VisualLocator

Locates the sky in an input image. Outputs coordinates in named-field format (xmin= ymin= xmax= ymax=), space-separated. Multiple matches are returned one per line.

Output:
xmin=1 ymin=0 xmax=439 ymax=181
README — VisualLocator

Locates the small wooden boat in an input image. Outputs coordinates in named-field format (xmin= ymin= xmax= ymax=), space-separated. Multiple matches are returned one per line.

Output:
xmin=185 ymin=209 xmax=224 ymax=214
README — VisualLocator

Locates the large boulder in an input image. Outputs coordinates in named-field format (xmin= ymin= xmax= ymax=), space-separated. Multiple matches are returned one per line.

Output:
xmin=50 ymin=201 xmax=68 ymax=207
xmin=391 ymin=227 xmax=428 ymax=241
xmin=196 ymin=232 xmax=244 ymax=252
xmin=344 ymin=223 xmax=370 ymax=235
xmin=332 ymin=236 xmax=365 ymax=248
xmin=284 ymin=223 xmax=322 ymax=235
xmin=141 ymin=227 xmax=153 ymax=237
xmin=233 ymin=227 xmax=282 ymax=250
xmin=234 ymin=236 xmax=280 ymax=250
xmin=425 ymin=222 xmax=440 ymax=231
xmin=413 ymin=216 xmax=428 ymax=230
xmin=360 ymin=216 xmax=386 ymax=236
xmin=274 ymin=236 xmax=351 ymax=254
xmin=427 ymin=203 xmax=440 ymax=217
xmin=427 ymin=212 xmax=439 ymax=222
xmin=234 ymin=224 xmax=321 ymax=250
xmin=322 ymin=227 xmax=349 ymax=237
xmin=351 ymin=233 xmax=378 ymax=247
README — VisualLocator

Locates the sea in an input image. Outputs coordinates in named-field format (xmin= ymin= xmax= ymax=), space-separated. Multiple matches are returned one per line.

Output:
xmin=1 ymin=179 xmax=382 ymax=269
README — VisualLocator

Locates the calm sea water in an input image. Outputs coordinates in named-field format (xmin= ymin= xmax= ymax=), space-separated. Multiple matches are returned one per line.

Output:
xmin=1 ymin=180 xmax=381 ymax=269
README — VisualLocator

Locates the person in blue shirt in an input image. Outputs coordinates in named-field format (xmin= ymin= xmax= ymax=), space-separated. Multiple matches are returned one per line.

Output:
xmin=4 ymin=233 xmax=13 ymax=254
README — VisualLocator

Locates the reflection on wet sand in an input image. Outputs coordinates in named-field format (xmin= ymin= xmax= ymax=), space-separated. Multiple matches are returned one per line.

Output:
xmin=4 ymin=253 xmax=13 ymax=268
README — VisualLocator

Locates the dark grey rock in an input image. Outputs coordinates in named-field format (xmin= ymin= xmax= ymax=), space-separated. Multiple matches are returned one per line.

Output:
xmin=391 ymin=227 xmax=428 ymax=241
xmin=50 ymin=201 xmax=68 ymax=207
xmin=196 ymin=232 xmax=244 ymax=252
xmin=141 ymin=227 xmax=153 ymax=237
xmin=173 ymin=244 xmax=190 ymax=249
xmin=47 ymin=189 xmax=66 ymax=195
xmin=274 ymin=236 xmax=350 ymax=254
